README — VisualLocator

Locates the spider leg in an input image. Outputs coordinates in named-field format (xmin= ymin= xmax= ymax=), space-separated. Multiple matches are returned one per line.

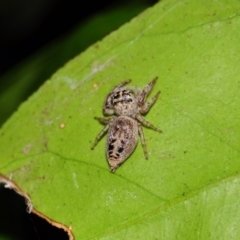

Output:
xmin=138 ymin=123 xmax=148 ymax=159
xmin=137 ymin=77 xmax=158 ymax=107
xmin=114 ymin=79 xmax=131 ymax=89
xmin=136 ymin=114 xmax=162 ymax=133
xmin=140 ymin=91 xmax=160 ymax=114
xmin=94 ymin=117 xmax=110 ymax=124
xmin=91 ymin=117 xmax=110 ymax=150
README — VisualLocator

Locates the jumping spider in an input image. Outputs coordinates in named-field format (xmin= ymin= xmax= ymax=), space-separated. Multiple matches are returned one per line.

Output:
xmin=91 ymin=77 xmax=162 ymax=172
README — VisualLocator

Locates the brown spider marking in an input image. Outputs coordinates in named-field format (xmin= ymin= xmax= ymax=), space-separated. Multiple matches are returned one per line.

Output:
xmin=91 ymin=77 xmax=162 ymax=172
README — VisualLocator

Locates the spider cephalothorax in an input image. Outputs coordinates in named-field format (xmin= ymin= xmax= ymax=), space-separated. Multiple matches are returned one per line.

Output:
xmin=92 ymin=77 xmax=162 ymax=172
xmin=103 ymin=80 xmax=138 ymax=117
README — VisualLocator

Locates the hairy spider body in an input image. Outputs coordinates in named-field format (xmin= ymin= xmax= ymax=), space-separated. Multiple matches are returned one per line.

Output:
xmin=91 ymin=77 xmax=162 ymax=172
xmin=107 ymin=116 xmax=138 ymax=171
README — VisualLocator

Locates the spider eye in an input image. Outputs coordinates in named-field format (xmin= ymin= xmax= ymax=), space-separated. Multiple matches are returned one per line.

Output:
xmin=111 ymin=90 xmax=134 ymax=105
xmin=123 ymin=91 xmax=133 ymax=102
xmin=123 ymin=93 xmax=132 ymax=101
xmin=113 ymin=91 xmax=121 ymax=99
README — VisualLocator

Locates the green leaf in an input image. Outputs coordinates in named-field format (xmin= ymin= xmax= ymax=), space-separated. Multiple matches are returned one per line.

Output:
xmin=1 ymin=0 xmax=240 ymax=239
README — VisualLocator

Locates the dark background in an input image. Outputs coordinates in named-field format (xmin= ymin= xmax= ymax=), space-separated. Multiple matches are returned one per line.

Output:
xmin=0 ymin=0 xmax=157 ymax=126
xmin=0 ymin=0 xmax=156 ymax=77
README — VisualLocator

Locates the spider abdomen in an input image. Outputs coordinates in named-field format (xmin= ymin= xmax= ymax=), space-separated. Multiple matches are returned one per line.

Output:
xmin=107 ymin=116 xmax=138 ymax=171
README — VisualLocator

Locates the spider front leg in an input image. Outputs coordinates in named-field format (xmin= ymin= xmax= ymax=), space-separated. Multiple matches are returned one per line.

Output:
xmin=91 ymin=117 xmax=110 ymax=150
xmin=140 ymin=91 xmax=160 ymax=114
xmin=114 ymin=79 xmax=131 ymax=89
xmin=137 ymin=77 xmax=158 ymax=108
